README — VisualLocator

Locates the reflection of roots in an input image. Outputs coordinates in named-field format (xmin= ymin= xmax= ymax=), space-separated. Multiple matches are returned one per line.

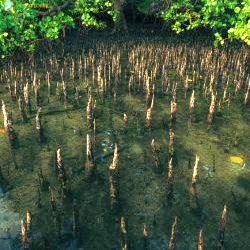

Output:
xmin=167 ymin=180 xmax=174 ymax=207
xmin=188 ymin=115 xmax=194 ymax=124
xmin=37 ymin=128 xmax=44 ymax=143
xmin=73 ymin=201 xmax=80 ymax=238
xmin=153 ymin=156 xmax=160 ymax=171
xmin=189 ymin=184 xmax=199 ymax=210
xmin=110 ymin=187 xmax=118 ymax=211
xmin=87 ymin=118 xmax=94 ymax=129
xmin=0 ymin=166 xmax=8 ymax=185
xmin=190 ymin=184 xmax=197 ymax=196
xmin=218 ymin=230 xmax=225 ymax=249
xmin=85 ymin=159 xmax=95 ymax=179
xmin=109 ymin=177 xmax=119 ymax=211
xmin=8 ymin=131 xmax=19 ymax=149
xmin=169 ymin=117 xmax=176 ymax=129
xmin=207 ymin=113 xmax=213 ymax=125
xmin=151 ymin=142 xmax=160 ymax=171
xmin=169 ymin=145 xmax=174 ymax=158
xmin=60 ymin=182 xmax=69 ymax=199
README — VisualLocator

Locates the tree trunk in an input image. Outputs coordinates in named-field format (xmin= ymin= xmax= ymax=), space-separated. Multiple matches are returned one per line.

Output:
xmin=112 ymin=0 xmax=128 ymax=33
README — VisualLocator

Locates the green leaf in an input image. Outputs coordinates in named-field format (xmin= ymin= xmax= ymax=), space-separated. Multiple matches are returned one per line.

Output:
xmin=234 ymin=7 xmax=241 ymax=13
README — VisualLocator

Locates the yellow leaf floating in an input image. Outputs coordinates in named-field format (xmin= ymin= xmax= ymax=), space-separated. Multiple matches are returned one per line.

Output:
xmin=229 ymin=156 xmax=244 ymax=165
xmin=186 ymin=78 xmax=193 ymax=84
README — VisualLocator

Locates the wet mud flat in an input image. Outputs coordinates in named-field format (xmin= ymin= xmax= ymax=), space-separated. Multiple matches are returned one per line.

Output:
xmin=0 ymin=32 xmax=249 ymax=249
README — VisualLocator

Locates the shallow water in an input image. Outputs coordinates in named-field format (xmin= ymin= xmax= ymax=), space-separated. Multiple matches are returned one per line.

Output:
xmin=0 ymin=187 xmax=19 ymax=249
xmin=0 ymin=33 xmax=249 ymax=249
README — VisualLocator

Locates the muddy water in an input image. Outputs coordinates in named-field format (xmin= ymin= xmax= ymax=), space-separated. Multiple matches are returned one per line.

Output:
xmin=0 ymin=33 xmax=249 ymax=249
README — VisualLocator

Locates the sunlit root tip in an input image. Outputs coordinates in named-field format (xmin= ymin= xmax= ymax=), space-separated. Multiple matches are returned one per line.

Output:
xmin=56 ymin=148 xmax=62 ymax=168
xmin=56 ymin=148 xmax=67 ymax=191
xmin=110 ymin=144 xmax=119 ymax=170
xmin=143 ymin=224 xmax=149 ymax=250
xmin=189 ymin=90 xmax=195 ymax=114
xmin=151 ymin=139 xmax=155 ymax=147
xmin=26 ymin=209 xmax=32 ymax=244
xmin=151 ymin=138 xmax=160 ymax=170
xmin=207 ymin=91 xmax=216 ymax=124
xmin=2 ymin=100 xmax=8 ymax=130
xmin=120 ymin=217 xmax=127 ymax=234
xmin=146 ymin=107 xmax=152 ymax=128
xmin=192 ymin=154 xmax=200 ymax=185
xmin=36 ymin=107 xmax=44 ymax=142
xmin=62 ymin=80 xmax=68 ymax=100
xmin=198 ymin=229 xmax=203 ymax=250
xmin=150 ymin=93 xmax=154 ymax=109
xmin=1 ymin=100 xmax=18 ymax=148
xmin=143 ymin=224 xmax=148 ymax=237
xmin=26 ymin=210 xmax=32 ymax=226
xmin=189 ymin=171 xmax=198 ymax=205
xmin=167 ymin=158 xmax=174 ymax=206
xmin=170 ymin=99 xmax=177 ymax=122
xmin=86 ymin=95 xmax=92 ymax=126
xmin=220 ymin=205 xmax=228 ymax=229
xmin=109 ymin=144 xmax=119 ymax=210
xmin=120 ymin=217 xmax=128 ymax=250
xmin=169 ymin=129 xmax=175 ymax=157
xmin=168 ymin=157 xmax=173 ymax=180
xmin=123 ymin=113 xmax=128 ymax=126
xmin=21 ymin=219 xmax=28 ymax=248
xmin=85 ymin=134 xmax=95 ymax=178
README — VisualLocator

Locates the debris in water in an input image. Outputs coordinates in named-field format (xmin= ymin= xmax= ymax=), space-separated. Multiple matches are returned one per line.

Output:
xmin=229 ymin=156 xmax=244 ymax=165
